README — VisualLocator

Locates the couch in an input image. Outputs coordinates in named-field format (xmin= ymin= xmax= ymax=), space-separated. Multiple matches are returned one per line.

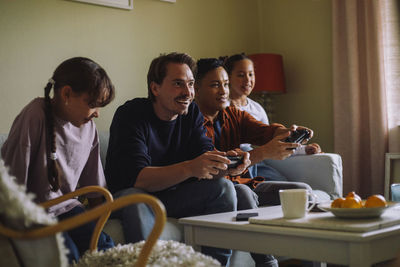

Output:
xmin=0 ymin=131 xmax=343 ymax=267
xmin=98 ymin=132 xmax=343 ymax=266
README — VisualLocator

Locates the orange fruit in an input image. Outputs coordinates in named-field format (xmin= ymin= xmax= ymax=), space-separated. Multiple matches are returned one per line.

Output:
xmin=342 ymin=197 xmax=363 ymax=208
xmin=331 ymin=198 xmax=345 ymax=208
xmin=346 ymin=191 xmax=362 ymax=201
xmin=364 ymin=194 xmax=387 ymax=208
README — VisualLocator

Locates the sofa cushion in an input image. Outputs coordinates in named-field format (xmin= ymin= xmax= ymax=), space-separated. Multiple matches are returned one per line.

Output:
xmin=264 ymin=153 xmax=343 ymax=199
xmin=0 ymin=235 xmax=20 ymax=267
xmin=98 ymin=131 xmax=109 ymax=168
xmin=0 ymin=133 xmax=7 ymax=150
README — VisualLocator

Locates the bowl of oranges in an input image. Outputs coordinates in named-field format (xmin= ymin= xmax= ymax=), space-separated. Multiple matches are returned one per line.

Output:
xmin=318 ymin=192 xmax=395 ymax=219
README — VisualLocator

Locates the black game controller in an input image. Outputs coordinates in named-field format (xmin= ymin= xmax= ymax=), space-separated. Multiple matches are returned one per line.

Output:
xmin=227 ymin=155 xmax=243 ymax=169
xmin=284 ymin=129 xmax=311 ymax=144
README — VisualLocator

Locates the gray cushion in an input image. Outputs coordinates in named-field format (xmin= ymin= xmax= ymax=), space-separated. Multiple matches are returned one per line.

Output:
xmin=0 ymin=236 xmax=20 ymax=267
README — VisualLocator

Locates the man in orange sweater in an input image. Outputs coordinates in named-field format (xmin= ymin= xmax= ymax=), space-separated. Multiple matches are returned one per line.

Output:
xmin=194 ymin=57 xmax=316 ymax=267
xmin=195 ymin=57 xmax=314 ymax=206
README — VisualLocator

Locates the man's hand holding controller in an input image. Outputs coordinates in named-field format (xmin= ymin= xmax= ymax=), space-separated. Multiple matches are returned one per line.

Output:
xmin=190 ymin=150 xmax=250 ymax=180
xmin=227 ymin=155 xmax=243 ymax=169
xmin=283 ymin=128 xmax=311 ymax=149
xmin=226 ymin=150 xmax=250 ymax=176
xmin=280 ymin=125 xmax=322 ymax=154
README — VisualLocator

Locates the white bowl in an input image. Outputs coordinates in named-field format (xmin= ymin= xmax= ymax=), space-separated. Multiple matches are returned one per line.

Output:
xmin=317 ymin=201 xmax=398 ymax=219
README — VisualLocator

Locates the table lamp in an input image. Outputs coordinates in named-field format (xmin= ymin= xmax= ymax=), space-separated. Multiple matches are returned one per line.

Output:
xmin=248 ymin=53 xmax=286 ymax=122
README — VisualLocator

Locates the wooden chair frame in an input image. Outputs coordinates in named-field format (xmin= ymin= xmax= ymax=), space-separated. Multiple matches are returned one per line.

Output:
xmin=0 ymin=186 xmax=166 ymax=267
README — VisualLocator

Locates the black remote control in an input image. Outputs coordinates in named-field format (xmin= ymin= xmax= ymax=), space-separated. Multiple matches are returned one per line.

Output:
xmin=235 ymin=212 xmax=259 ymax=221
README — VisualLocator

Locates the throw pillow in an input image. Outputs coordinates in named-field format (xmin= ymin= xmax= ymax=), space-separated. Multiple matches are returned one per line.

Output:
xmin=75 ymin=240 xmax=221 ymax=267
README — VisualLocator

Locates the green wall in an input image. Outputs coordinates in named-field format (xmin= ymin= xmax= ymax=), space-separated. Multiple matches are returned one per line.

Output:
xmin=0 ymin=0 xmax=260 ymax=132
xmin=258 ymin=0 xmax=333 ymax=152
xmin=0 ymin=0 xmax=333 ymax=152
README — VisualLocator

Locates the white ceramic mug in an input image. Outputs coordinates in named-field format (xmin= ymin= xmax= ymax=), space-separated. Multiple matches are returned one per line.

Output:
xmin=279 ymin=189 xmax=317 ymax=219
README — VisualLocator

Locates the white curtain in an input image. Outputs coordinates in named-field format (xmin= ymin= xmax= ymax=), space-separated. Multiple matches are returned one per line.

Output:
xmin=382 ymin=0 xmax=400 ymax=153
xmin=332 ymin=0 xmax=397 ymax=197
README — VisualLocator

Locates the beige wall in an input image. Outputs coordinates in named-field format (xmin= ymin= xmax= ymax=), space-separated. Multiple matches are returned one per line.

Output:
xmin=257 ymin=0 xmax=333 ymax=152
xmin=0 ymin=0 xmax=333 ymax=151
xmin=0 ymin=0 xmax=260 ymax=132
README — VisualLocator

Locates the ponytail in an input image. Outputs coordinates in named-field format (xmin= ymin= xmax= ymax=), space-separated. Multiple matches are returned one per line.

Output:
xmin=223 ymin=53 xmax=249 ymax=75
xmin=42 ymin=56 xmax=114 ymax=191
xmin=44 ymin=79 xmax=62 ymax=191
xmin=218 ymin=56 xmax=228 ymax=64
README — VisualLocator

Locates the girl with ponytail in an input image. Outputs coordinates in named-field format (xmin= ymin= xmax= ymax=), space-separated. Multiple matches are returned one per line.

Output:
xmin=1 ymin=57 xmax=115 ymax=263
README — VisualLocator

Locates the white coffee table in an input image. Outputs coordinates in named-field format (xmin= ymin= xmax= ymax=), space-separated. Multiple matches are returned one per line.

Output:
xmin=179 ymin=205 xmax=400 ymax=267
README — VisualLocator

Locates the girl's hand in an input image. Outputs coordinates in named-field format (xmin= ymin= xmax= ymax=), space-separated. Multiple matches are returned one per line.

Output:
xmin=305 ymin=143 xmax=322 ymax=154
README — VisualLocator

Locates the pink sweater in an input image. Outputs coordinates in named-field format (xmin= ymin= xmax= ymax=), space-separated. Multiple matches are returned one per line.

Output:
xmin=1 ymin=98 xmax=106 ymax=216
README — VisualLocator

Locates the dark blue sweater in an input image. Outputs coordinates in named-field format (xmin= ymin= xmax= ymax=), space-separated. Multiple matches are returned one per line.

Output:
xmin=105 ymin=98 xmax=214 ymax=194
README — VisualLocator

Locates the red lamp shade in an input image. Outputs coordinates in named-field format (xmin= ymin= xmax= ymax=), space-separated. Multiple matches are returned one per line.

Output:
xmin=248 ymin=53 xmax=286 ymax=94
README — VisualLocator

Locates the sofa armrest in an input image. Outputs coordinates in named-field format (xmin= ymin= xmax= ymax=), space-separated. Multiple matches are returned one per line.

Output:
xmin=263 ymin=153 xmax=343 ymax=200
